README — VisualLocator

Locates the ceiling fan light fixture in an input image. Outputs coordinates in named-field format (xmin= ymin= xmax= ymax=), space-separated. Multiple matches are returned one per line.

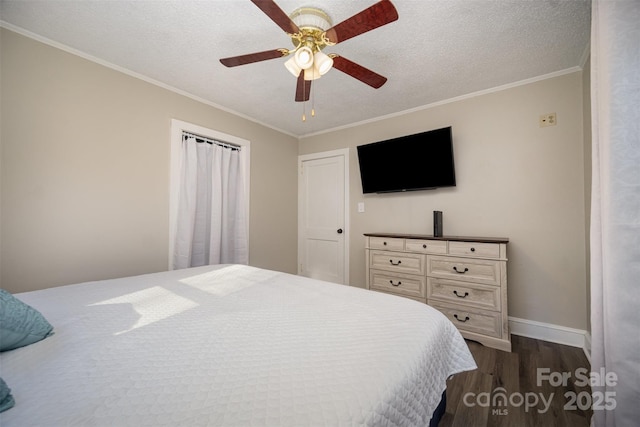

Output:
xmin=314 ymin=51 xmax=333 ymax=75
xmin=221 ymin=0 xmax=398 ymax=112
xmin=284 ymin=56 xmax=302 ymax=77
xmin=294 ymin=46 xmax=314 ymax=69
xmin=304 ymin=66 xmax=321 ymax=81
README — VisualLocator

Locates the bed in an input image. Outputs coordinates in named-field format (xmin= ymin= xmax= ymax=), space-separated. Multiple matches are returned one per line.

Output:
xmin=0 ymin=264 xmax=476 ymax=426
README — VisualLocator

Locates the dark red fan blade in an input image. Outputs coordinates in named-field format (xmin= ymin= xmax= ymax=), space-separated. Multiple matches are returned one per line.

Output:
xmin=220 ymin=49 xmax=287 ymax=67
xmin=331 ymin=55 xmax=387 ymax=89
xmin=324 ymin=0 xmax=398 ymax=44
xmin=295 ymin=73 xmax=311 ymax=102
xmin=251 ymin=0 xmax=300 ymax=34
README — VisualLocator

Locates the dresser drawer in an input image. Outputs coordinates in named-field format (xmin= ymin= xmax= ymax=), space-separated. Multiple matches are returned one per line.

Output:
xmin=428 ymin=255 xmax=500 ymax=286
xmin=368 ymin=236 xmax=405 ymax=251
xmin=370 ymin=250 xmax=426 ymax=275
xmin=449 ymin=241 xmax=500 ymax=258
xmin=373 ymin=289 xmax=426 ymax=304
xmin=370 ymin=270 xmax=426 ymax=299
xmin=427 ymin=278 xmax=500 ymax=311
xmin=405 ymin=239 xmax=448 ymax=254
xmin=430 ymin=301 xmax=502 ymax=338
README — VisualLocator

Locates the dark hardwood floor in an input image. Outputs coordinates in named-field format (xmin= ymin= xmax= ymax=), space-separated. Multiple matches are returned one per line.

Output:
xmin=440 ymin=335 xmax=592 ymax=427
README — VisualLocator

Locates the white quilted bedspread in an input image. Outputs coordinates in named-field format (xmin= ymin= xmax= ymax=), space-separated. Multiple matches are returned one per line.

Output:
xmin=1 ymin=265 xmax=476 ymax=426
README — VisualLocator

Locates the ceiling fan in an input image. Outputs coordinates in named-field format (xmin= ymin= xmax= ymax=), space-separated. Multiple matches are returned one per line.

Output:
xmin=220 ymin=0 xmax=398 ymax=104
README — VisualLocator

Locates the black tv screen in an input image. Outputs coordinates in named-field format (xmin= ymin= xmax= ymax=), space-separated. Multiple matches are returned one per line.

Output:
xmin=357 ymin=126 xmax=456 ymax=193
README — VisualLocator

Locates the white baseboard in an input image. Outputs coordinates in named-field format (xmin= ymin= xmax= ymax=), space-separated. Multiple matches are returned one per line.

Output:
xmin=509 ymin=317 xmax=591 ymax=361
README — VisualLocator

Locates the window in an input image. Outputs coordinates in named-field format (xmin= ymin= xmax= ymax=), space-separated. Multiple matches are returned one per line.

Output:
xmin=169 ymin=119 xmax=250 ymax=269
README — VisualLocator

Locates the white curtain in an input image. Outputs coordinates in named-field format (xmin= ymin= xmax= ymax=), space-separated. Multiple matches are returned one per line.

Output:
xmin=173 ymin=136 xmax=248 ymax=269
xmin=590 ymin=1 xmax=640 ymax=426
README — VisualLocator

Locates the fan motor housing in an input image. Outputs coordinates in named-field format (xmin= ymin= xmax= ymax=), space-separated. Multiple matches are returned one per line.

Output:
xmin=289 ymin=7 xmax=333 ymax=50
xmin=290 ymin=7 xmax=332 ymax=31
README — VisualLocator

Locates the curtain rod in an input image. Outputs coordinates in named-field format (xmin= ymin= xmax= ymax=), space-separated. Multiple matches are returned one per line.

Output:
xmin=182 ymin=131 xmax=241 ymax=151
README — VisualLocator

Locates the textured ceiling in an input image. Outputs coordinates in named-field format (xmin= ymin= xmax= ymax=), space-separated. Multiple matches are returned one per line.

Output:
xmin=0 ymin=0 xmax=591 ymax=137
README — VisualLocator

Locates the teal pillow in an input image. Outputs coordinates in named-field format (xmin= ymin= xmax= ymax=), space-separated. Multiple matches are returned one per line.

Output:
xmin=0 ymin=289 xmax=53 ymax=351
xmin=0 ymin=377 xmax=15 ymax=412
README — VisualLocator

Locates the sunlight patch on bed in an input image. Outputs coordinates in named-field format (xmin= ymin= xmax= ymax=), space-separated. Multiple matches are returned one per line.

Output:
xmin=91 ymin=286 xmax=197 ymax=334
xmin=178 ymin=264 xmax=268 ymax=296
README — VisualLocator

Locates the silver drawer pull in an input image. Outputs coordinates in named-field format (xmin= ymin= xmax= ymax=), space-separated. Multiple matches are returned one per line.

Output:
xmin=454 ymin=314 xmax=470 ymax=323
xmin=453 ymin=290 xmax=469 ymax=298
xmin=453 ymin=266 xmax=469 ymax=274
xmin=389 ymin=280 xmax=402 ymax=287
xmin=389 ymin=259 xmax=402 ymax=266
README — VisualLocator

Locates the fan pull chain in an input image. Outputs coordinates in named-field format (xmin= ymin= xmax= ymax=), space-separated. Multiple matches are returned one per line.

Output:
xmin=302 ymin=78 xmax=307 ymax=121
xmin=302 ymin=99 xmax=306 ymax=122
xmin=300 ymin=77 xmax=318 ymax=121
xmin=311 ymin=79 xmax=316 ymax=117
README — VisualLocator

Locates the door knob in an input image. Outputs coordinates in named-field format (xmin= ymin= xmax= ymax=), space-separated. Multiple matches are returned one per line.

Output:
xmin=337 ymin=228 xmax=343 ymax=234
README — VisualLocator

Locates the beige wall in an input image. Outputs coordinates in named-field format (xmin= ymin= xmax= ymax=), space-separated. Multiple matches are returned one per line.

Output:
xmin=300 ymin=72 xmax=589 ymax=330
xmin=0 ymin=29 xmax=299 ymax=292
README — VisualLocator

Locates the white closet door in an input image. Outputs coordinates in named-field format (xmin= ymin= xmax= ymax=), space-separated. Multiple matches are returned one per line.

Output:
xmin=298 ymin=150 xmax=349 ymax=285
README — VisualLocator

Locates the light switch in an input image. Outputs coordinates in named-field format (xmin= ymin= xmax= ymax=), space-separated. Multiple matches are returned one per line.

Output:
xmin=358 ymin=202 xmax=365 ymax=213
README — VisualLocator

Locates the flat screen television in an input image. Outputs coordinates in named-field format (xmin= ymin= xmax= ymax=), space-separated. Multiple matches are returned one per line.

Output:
xmin=357 ymin=126 xmax=456 ymax=193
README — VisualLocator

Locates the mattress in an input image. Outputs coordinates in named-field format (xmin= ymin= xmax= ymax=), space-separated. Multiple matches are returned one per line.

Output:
xmin=1 ymin=264 xmax=476 ymax=426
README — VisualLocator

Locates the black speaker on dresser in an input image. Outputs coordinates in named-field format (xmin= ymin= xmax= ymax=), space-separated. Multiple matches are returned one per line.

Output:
xmin=433 ymin=211 xmax=443 ymax=237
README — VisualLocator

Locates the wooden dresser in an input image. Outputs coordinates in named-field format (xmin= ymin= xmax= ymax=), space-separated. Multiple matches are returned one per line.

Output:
xmin=365 ymin=233 xmax=511 ymax=352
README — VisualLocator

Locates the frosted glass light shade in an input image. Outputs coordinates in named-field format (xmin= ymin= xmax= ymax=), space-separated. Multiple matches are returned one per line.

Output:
xmin=304 ymin=66 xmax=321 ymax=81
xmin=314 ymin=51 xmax=333 ymax=75
xmin=284 ymin=57 xmax=302 ymax=77
xmin=294 ymin=46 xmax=314 ymax=69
